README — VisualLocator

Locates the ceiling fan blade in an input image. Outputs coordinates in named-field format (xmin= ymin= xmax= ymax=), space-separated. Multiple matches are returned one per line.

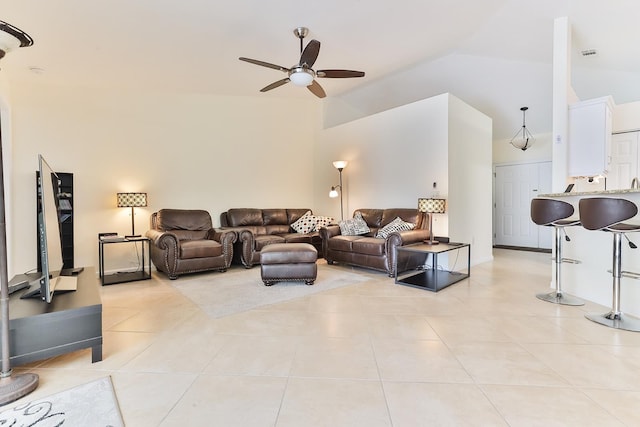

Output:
xmin=260 ymin=78 xmax=290 ymax=92
xmin=316 ymin=69 xmax=365 ymax=78
xmin=239 ymin=57 xmax=290 ymax=73
xmin=307 ymin=80 xmax=326 ymax=98
xmin=299 ymin=39 xmax=320 ymax=68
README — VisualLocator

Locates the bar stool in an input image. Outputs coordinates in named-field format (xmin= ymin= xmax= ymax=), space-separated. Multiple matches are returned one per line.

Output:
xmin=579 ymin=197 xmax=640 ymax=332
xmin=531 ymin=198 xmax=584 ymax=305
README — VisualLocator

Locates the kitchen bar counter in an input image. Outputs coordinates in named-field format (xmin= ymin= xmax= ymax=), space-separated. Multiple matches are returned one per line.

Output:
xmin=540 ymin=188 xmax=640 ymax=198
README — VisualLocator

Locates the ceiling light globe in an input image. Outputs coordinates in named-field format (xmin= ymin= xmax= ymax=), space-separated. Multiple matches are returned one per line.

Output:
xmin=289 ymin=70 xmax=314 ymax=87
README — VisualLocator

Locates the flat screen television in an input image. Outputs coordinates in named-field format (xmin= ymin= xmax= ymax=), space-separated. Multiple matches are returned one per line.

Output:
xmin=21 ymin=155 xmax=76 ymax=302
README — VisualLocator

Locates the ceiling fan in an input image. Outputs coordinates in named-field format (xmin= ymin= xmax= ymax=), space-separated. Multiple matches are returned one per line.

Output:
xmin=239 ymin=27 xmax=365 ymax=98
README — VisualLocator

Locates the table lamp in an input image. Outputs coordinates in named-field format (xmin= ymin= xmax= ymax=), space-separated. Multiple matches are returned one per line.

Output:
xmin=418 ymin=197 xmax=446 ymax=245
xmin=117 ymin=192 xmax=147 ymax=238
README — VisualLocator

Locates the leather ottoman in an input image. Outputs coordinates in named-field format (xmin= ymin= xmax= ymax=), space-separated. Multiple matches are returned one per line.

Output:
xmin=260 ymin=243 xmax=318 ymax=286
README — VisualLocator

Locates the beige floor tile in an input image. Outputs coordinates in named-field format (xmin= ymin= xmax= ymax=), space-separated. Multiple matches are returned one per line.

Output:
xmin=481 ymin=384 xmax=626 ymax=426
xmin=290 ymin=336 xmax=379 ymax=379
xmin=367 ymin=313 xmax=441 ymax=340
xmin=204 ymin=335 xmax=298 ymax=376
xmin=521 ymin=342 xmax=640 ymax=390
xmin=112 ymin=372 xmax=198 ymax=427
xmin=425 ymin=315 xmax=513 ymax=345
xmin=303 ymin=311 xmax=371 ymax=338
xmin=384 ymin=382 xmax=508 ymax=426
xmin=210 ymin=309 xmax=311 ymax=336
xmin=371 ymin=338 xmax=473 ymax=383
xmin=449 ymin=341 xmax=570 ymax=386
xmin=159 ymin=375 xmax=287 ymax=427
xmin=119 ymin=326 xmax=231 ymax=373
xmin=581 ymin=388 xmax=640 ymax=426
xmin=276 ymin=377 xmax=391 ymax=427
xmin=483 ymin=315 xmax=588 ymax=344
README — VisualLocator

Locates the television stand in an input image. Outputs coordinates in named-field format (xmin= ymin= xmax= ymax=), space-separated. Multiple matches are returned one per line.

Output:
xmin=1 ymin=267 xmax=102 ymax=365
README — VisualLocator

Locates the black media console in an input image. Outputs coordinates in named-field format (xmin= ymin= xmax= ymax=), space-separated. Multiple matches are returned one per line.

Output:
xmin=1 ymin=266 xmax=102 ymax=366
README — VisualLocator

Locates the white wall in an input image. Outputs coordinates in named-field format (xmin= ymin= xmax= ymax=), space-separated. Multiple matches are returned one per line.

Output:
xmin=448 ymin=95 xmax=493 ymax=263
xmin=7 ymin=83 xmax=320 ymax=274
xmin=315 ymin=93 xmax=493 ymax=265
xmin=614 ymin=101 xmax=640 ymax=133
xmin=315 ymin=94 xmax=450 ymax=221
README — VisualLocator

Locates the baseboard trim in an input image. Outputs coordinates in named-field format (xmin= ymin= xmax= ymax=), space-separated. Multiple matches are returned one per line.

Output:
xmin=493 ymin=245 xmax=551 ymax=254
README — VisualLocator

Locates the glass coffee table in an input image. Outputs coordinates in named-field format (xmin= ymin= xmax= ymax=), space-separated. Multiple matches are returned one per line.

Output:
xmin=395 ymin=242 xmax=470 ymax=291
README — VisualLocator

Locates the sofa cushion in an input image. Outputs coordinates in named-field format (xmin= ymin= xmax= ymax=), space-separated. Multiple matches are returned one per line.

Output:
xmin=351 ymin=237 xmax=386 ymax=256
xmin=291 ymin=211 xmax=315 ymax=234
xmin=263 ymin=209 xmax=288 ymax=225
xmin=156 ymin=209 xmax=212 ymax=231
xmin=357 ymin=209 xmax=384 ymax=228
xmin=381 ymin=208 xmax=420 ymax=227
xmin=327 ymin=235 xmax=362 ymax=252
xmin=376 ymin=217 xmax=416 ymax=238
xmin=172 ymin=230 xmax=209 ymax=240
xmin=282 ymin=232 xmax=314 ymax=244
xmin=339 ymin=211 xmax=371 ymax=236
xmin=254 ymin=235 xmax=286 ymax=250
xmin=226 ymin=208 xmax=263 ymax=227
xmin=180 ymin=239 xmax=222 ymax=259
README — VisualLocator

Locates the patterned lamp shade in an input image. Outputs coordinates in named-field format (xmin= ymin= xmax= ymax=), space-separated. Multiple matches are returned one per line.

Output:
xmin=117 ymin=192 xmax=147 ymax=208
xmin=418 ymin=198 xmax=446 ymax=214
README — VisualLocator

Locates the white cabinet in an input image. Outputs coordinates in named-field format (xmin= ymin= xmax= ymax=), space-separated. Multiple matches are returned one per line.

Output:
xmin=568 ymin=96 xmax=614 ymax=177
xmin=608 ymin=131 xmax=640 ymax=190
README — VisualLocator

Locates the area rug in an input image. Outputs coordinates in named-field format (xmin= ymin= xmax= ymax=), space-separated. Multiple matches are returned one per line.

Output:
xmin=0 ymin=376 xmax=124 ymax=426
xmin=171 ymin=263 xmax=371 ymax=318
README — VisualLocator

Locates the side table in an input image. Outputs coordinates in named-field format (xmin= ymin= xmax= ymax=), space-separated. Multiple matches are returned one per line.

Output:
xmin=395 ymin=242 xmax=470 ymax=291
xmin=98 ymin=237 xmax=151 ymax=285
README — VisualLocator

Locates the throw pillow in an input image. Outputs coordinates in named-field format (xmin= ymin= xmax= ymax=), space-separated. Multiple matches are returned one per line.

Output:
xmin=339 ymin=211 xmax=371 ymax=236
xmin=375 ymin=216 xmax=415 ymax=239
xmin=291 ymin=211 xmax=315 ymax=234
xmin=313 ymin=215 xmax=335 ymax=230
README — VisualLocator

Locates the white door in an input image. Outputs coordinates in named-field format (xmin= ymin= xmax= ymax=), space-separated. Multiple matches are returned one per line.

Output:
xmin=494 ymin=162 xmax=552 ymax=249
xmin=608 ymin=132 xmax=639 ymax=190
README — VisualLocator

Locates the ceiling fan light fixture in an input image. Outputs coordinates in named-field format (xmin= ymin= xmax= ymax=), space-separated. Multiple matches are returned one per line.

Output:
xmin=289 ymin=68 xmax=314 ymax=87
xmin=0 ymin=20 xmax=33 ymax=59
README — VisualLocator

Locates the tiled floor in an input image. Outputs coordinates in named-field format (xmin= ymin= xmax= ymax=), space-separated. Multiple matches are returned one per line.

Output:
xmin=10 ymin=249 xmax=640 ymax=426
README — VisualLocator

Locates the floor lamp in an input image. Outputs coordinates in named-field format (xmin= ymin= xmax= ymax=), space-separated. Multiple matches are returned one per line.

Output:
xmin=418 ymin=197 xmax=446 ymax=245
xmin=329 ymin=160 xmax=347 ymax=221
xmin=0 ymin=20 xmax=39 ymax=405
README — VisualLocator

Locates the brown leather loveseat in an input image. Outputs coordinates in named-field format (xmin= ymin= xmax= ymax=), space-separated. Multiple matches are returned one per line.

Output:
xmin=319 ymin=208 xmax=429 ymax=276
xmin=146 ymin=209 xmax=236 ymax=279
xmin=220 ymin=208 xmax=326 ymax=268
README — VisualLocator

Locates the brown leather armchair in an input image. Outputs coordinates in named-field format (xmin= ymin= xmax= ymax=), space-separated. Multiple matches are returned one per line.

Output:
xmin=146 ymin=209 xmax=236 ymax=279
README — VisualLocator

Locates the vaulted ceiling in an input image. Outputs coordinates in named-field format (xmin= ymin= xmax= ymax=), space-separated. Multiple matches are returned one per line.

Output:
xmin=1 ymin=0 xmax=639 ymax=139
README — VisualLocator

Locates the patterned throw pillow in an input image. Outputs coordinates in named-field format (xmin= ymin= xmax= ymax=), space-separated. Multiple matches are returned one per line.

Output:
xmin=339 ymin=211 xmax=371 ymax=236
xmin=313 ymin=215 xmax=335 ymax=230
xmin=291 ymin=211 xmax=315 ymax=234
xmin=375 ymin=217 xmax=415 ymax=239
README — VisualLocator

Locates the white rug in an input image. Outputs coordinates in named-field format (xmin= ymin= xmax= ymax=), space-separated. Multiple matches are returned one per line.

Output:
xmin=0 ymin=376 xmax=124 ymax=426
xmin=171 ymin=263 xmax=370 ymax=318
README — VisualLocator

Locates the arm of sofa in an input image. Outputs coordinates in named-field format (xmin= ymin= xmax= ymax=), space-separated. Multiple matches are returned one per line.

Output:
xmin=145 ymin=229 xmax=180 ymax=276
xmin=210 ymin=229 xmax=238 ymax=268
xmin=385 ymin=229 xmax=431 ymax=277
xmin=318 ymin=225 xmax=341 ymax=260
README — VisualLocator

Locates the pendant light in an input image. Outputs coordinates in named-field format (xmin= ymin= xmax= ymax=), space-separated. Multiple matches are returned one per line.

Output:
xmin=510 ymin=106 xmax=535 ymax=151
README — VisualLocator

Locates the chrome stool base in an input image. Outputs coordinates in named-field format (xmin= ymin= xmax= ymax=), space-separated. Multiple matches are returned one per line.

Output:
xmin=536 ymin=291 xmax=584 ymax=306
xmin=585 ymin=312 xmax=640 ymax=332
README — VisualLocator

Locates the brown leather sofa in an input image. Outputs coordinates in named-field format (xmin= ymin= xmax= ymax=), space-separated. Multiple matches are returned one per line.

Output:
xmin=146 ymin=209 xmax=236 ymax=279
xmin=220 ymin=208 xmax=324 ymax=268
xmin=319 ymin=208 xmax=429 ymax=276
